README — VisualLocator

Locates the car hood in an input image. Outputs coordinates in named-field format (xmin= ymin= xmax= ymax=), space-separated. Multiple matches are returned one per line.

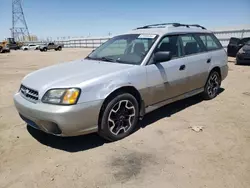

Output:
xmin=22 ymin=59 xmax=134 ymax=92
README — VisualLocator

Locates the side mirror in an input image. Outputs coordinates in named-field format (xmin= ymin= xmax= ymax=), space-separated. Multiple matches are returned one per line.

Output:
xmin=154 ymin=51 xmax=172 ymax=63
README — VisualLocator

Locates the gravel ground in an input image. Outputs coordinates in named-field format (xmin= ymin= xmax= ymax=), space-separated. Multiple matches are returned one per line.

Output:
xmin=0 ymin=49 xmax=250 ymax=188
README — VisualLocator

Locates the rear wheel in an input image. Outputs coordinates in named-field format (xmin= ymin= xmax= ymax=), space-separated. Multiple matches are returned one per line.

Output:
xmin=57 ymin=46 xmax=62 ymax=51
xmin=202 ymin=71 xmax=221 ymax=100
xmin=98 ymin=93 xmax=139 ymax=141
xmin=43 ymin=48 xmax=47 ymax=52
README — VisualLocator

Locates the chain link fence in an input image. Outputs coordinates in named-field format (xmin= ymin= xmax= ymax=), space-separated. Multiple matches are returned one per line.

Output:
xmin=24 ymin=29 xmax=250 ymax=49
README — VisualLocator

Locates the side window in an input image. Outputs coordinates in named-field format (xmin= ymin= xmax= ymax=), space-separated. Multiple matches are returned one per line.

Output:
xmin=180 ymin=35 xmax=204 ymax=55
xmin=155 ymin=35 xmax=182 ymax=58
xmin=197 ymin=33 xmax=222 ymax=51
xmin=240 ymin=38 xmax=250 ymax=45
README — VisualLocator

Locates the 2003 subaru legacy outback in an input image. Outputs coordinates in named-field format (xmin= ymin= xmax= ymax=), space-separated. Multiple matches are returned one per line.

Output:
xmin=14 ymin=23 xmax=228 ymax=141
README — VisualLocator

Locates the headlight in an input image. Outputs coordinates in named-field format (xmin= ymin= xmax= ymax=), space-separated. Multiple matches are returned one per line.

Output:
xmin=42 ymin=88 xmax=80 ymax=105
xmin=238 ymin=47 xmax=244 ymax=54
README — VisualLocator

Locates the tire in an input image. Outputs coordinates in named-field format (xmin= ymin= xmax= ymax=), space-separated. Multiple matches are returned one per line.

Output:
xmin=24 ymin=48 xmax=28 ymax=51
xmin=235 ymin=58 xmax=240 ymax=65
xmin=98 ymin=93 xmax=139 ymax=141
xmin=202 ymin=71 xmax=221 ymax=100
xmin=57 ymin=46 xmax=62 ymax=51
xmin=43 ymin=48 xmax=47 ymax=52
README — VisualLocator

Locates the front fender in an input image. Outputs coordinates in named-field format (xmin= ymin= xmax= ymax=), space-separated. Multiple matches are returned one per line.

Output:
xmin=77 ymin=77 xmax=133 ymax=103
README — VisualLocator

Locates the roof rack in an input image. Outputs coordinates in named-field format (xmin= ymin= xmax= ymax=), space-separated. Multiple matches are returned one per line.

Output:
xmin=135 ymin=23 xmax=179 ymax=29
xmin=135 ymin=23 xmax=206 ymax=30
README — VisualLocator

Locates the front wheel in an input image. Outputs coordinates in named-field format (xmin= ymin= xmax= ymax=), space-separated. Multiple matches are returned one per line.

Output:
xmin=202 ymin=71 xmax=221 ymax=100
xmin=57 ymin=46 xmax=62 ymax=51
xmin=43 ymin=48 xmax=47 ymax=52
xmin=98 ymin=93 xmax=139 ymax=141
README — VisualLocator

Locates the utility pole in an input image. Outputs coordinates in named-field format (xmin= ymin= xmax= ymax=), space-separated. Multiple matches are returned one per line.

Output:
xmin=11 ymin=0 xmax=30 ymax=41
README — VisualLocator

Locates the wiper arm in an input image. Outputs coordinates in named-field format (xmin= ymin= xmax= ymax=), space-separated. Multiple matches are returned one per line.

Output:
xmin=98 ymin=57 xmax=115 ymax=62
xmin=85 ymin=56 xmax=115 ymax=62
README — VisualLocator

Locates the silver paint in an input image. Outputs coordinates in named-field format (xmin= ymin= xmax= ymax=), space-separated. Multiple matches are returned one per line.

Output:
xmin=13 ymin=26 xmax=228 ymax=137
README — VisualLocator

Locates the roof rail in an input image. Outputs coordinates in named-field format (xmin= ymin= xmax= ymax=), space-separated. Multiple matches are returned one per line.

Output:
xmin=173 ymin=23 xmax=206 ymax=30
xmin=135 ymin=23 xmax=206 ymax=30
xmin=135 ymin=23 xmax=180 ymax=30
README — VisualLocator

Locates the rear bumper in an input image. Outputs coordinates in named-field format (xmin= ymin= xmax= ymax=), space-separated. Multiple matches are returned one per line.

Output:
xmin=14 ymin=93 xmax=103 ymax=136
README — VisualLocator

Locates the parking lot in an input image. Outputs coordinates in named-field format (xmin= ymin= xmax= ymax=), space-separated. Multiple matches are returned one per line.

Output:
xmin=0 ymin=49 xmax=250 ymax=188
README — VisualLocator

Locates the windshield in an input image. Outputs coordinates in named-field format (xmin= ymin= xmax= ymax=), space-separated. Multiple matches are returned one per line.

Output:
xmin=87 ymin=34 xmax=158 ymax=65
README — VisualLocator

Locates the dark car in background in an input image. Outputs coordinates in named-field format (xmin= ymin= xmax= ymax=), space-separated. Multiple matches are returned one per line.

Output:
xmin=227 ymin=37 xmax=250 ymax=57
xmin=236 ymin=40 xmax=250 ymax=65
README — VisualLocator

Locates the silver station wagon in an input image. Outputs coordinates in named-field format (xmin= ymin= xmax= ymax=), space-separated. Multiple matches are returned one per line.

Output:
xmin=14 ymin=23 xmax=228 ymax=141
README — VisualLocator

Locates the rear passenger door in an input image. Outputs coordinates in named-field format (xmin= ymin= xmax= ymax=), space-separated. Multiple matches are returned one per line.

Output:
xmin=179 ymin=34 xmax=210 ymax=92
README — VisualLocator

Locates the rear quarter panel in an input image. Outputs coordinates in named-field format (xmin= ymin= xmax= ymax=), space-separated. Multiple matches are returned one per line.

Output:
xmin=209 ymin=49 xmax=228 ymax=80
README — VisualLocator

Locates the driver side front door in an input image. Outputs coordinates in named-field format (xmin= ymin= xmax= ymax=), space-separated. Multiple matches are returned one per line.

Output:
xmin=145 ymin=35 xmax=188 ymax=106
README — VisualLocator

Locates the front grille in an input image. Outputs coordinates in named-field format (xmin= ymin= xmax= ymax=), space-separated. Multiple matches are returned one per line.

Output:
xmin=20 ymin=85 xmax=39 ymax=102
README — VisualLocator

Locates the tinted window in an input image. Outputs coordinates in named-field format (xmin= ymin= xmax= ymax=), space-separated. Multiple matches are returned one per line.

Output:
xmin=156 ymin=35 xmax=182 ymax=58
xmin=229 ymin=37 xmax=240 ymax=44
xmin=180 ymin=35 xmax=204 ymax=55
xmin=198 ymin=33 xmax=222 ymax=51
xmin=239 ymin=38 xmax=250 ymax=44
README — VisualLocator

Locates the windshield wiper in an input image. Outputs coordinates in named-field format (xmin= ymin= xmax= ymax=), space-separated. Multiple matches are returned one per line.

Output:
xmin=85 ymin=56 xmax=115 ymax=62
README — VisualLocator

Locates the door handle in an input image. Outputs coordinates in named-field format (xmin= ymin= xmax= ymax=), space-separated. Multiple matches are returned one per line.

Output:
xmin=207 ymin=58 xmax=211 ymax=63
xmin=179 ymin=65 xmax=186 ymax=71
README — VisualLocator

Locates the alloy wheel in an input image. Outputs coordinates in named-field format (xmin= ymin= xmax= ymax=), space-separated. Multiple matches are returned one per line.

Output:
xmin=207 ymin=73 xmax=220 ymax=98
xmin=108 ymin=100 xmax=136 ymax=136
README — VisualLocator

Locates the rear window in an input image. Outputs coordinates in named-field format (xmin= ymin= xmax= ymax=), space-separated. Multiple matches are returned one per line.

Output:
xmin=239 ymin=38 xmax=250 ymax=44
xmin=197 ymin=33 xmax=223 ymax=51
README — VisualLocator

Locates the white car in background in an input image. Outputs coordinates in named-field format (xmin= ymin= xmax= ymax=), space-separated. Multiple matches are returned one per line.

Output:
xmin=21 ymin=44 xmax=40 ymax=51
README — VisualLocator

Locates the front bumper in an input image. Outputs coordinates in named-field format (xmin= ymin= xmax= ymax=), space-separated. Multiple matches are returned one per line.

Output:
xmin=14 ymin=93 xmax=103 ymax=136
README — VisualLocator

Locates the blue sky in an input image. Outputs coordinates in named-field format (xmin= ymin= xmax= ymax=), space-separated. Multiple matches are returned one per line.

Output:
xmin=0 ymin=0 xmax=249 ymax=40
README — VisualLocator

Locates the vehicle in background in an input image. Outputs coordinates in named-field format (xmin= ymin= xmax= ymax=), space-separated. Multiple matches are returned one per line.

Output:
xmin=0 ymin=44 xmax=10 ymax=53
xmin=21 ymin=44 xmax=40 ymax=51
xmin=236 ymin=40 xmax=250 ymax=65
xmin=14 ymin=23 xmax=228 ymax=141
xmin=227 ymin=37 xmax=250 ymax=57
xmin=39 ymin=42 xmax=63 ymax=52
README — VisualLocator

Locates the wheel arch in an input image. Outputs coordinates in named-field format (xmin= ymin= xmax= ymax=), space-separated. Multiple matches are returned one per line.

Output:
xmin=98 ymin=86 xmax=144 ymax=129
xmin=210 ymin=66 xmax=221 ymax=78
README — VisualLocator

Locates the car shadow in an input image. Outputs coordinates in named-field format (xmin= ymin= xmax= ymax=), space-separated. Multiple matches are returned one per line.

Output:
xmin=27 ymin=126 xmax=107 ymax=152
xmin=28 ymin=88 xmax=224 ymax=152
xmin=138 ymin=88 xmax=224 ymax=128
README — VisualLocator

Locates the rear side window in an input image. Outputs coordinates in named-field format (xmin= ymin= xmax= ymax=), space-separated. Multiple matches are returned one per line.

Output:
xmin=197 ymin=33 xmax=223 ymax=51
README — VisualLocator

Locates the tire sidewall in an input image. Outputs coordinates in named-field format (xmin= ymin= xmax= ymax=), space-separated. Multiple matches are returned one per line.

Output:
xmin=99 ymin=93 xmax=139 ymax=141
xmin=204 ymin=71 xmax=221 ymax=100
